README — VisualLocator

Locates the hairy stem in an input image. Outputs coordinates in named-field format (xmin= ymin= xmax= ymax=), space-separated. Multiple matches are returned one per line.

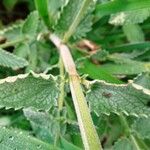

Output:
xmin=49 ymin=33 xmax=102 ymax=150
xmin=58 ymin=57 xmax=65 ymax=111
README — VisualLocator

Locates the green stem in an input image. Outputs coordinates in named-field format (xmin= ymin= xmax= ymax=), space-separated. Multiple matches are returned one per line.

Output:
xmin=58 ymin=57 xmax=65 ymax=111
xmin=119 ymin=113 xmax=141 ymax=150
xmin=49 ymin=33 xmax=102 ymax=150
xmin=130 ymin=135 xmax=141 ymax=150
xmin=0 ymin=37 xmax=27 ymax=49
xmin=134 ymin=134 xmax=149 ymax=150
xmin=63 ymin=0 xmax=91 ymax=43
xmin=118 ymin=113 xmax=130 ymax=136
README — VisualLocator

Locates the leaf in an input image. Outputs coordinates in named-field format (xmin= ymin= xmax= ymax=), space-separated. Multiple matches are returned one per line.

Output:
xmin=123 ymin=24 xmax=145 ymax=43
xmin=78 ymin=59 xmax=123 ymax=84
xmin=3 ymin=0 xmax=18 ymax=11
xmin=60 ymin=137 xmax=82 ymax=150
xmin=24 ymin=108 xmax=66 ymax=144
xmin=14 ymin=43 xmax=30 ymax=58
xmin=96 ymin=0 xmax=150 ymax=18
xmin=107 ymin=42 xmax=150 ymax=53
xmin=109 ymin=8 xmax=150 ymax=25
xmin=113 ymin=138 xmax=134 ymax=150
xmin=0 ymin=48 xmax=28 ymax=69
xmin=133 ymin=73 xmax=150 ymax=90
xmin=55 ymin=0 xmax=94 ymax=41
xmin=99 ymin=62 xmax=150 ymax=75
xmin=0 ymin=127 xmax=56 ymax=150
xmin=0 ymin=22 xmax=23 ymax=41
xmin=22 ymin=11 xmax=39 ymax=38
xmin=73 ymin=13 xmax=93 ymax=40
xmin=132 ymin=117 xmax=150 ymax=139
xmin=34 ymin=0 xmax=51 ymax=27
xmin=0 ymin=72 xmax=58 ymax=110
xmin=86 ymin=80 xmax=150 ymax=116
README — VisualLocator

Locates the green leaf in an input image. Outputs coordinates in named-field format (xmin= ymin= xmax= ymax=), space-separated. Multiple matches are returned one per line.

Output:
xmin=0 ymin=127 xmax=56 ymax=150
xmin=99 ymin=62 xmax=150 ymax=75
xmin=107 ymin=42 xmax=150 ymax=53
xmin=86 ymin=80 xmax=150 ymax=116
xmin=132 ymin=117 xmax=150 ymax=139
xmin=0 ymin=48 xmax=28 ymax=69
xmin=22 ymin=11 xmax=39 ymax=38
xmin=123 ymin=24 xmax=145 ymax=43
xmin=34 ymin=0 xmax=51 ymax=27
xmin=133 ymin=73 xmax=150 ymax=89
xmin=109 ymin=8 xmax=150 ymax=25
xmin=3 ymin=0 xmax=18 ymax=11
xmin=113 ymin=138 xmax=134 ymax=150
xmin=73 ymin=13 xmax=93 ymax=40
xmin=96 ymin=0 xmax=150 ymax=18
xmin=78 ymin=59 xmax=123 ymax=84
xmin=60 ymin=137 xmax=82 ymax=150
xmin=0 ymin=72 xmax=58 ymax=110
xmin=55 ymin=0 xmax=94 ymax=41
xmin=14 ymin=43 xmax=30 ymax=58
xmin=0 ymin=22 xmax=23 ymax=42
xmin=24 ymin=108 xmax=66 ymax=144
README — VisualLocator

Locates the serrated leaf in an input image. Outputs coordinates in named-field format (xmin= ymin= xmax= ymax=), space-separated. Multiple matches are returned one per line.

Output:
xmin=86 ymin=80 xmax=150 ymax=116
xmin=55 ymin=0 xmax=94 ymax=41
xmin=0 ymin=22 xmax=23 ymax=41
xmin=24 ymin=108 xmax=66 ymax=144
xmin=132 ymin=117 xmax=150 ymax=139
xmin=22 ymin=11 xmax=39 ymax=38
xmin=0 ymin=127 xmax=56 ymax=150
xmin=133 ymin=73 xmax=150 ymax=90
xmin=73 ymin=13 xmax=93 ymax=40
xmin=113 ymin=138 xmax=134 ymax=150
xmin=0 ymin=48 xmax=28 ymax=69
xmin=0 ymin=72 xmax=58 ymax=110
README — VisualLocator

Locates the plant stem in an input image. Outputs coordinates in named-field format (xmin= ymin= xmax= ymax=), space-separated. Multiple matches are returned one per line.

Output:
xmin=58 ymin=57 xmax=65 ymax=111
xmin=119 ymin=113 xmax=141 ymax=150
xmin=134 ymin=135 xmax=149 ymax=150
xmin=49 ymin=33 xmax=102 ymax=150
xmin=0 ymin=37 xmax=27 ymax=49
xmin=130 ymin=135 xmax=141 ymax=150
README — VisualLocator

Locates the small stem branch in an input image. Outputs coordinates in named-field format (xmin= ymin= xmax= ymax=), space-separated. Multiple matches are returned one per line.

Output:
xmin=49 ymin=33 xmax=102 ymax=150
xmin=119 ymin=113 xmax=142 ymax=150
xmin=119 ymin=113 xmax=130 ymax=136
xmin=58 ymin=57 xmax=65 ymax=111
xmin=134 ymin=134 xmax=149 ymax=150
xmin=130 ymin=135 xmax=141 ymax=150
xmin=0 ymin=37 xmax=27 ymax=49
